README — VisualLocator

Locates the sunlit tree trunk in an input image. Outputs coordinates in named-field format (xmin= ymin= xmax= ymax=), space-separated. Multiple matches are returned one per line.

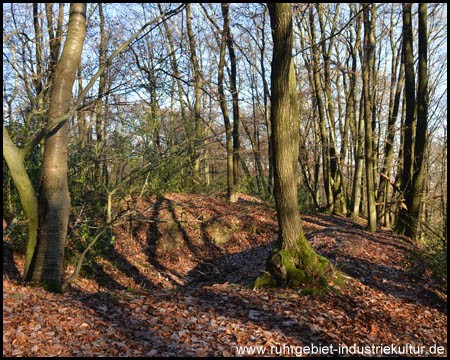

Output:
xmin=377 ymin=13 xmax=405 ymax=227
xmin=222 ymin=3 xmax=241 ymax=189
xmin=308 ymin=5 xmax=333 ymax=213
xmin=255 ymin=3 xmax=334 ymax=290
xmin=407 ymin=3 xmax=428 ymax=239
xmin=260 ymin=12 xmax=273 ymax=198
xmin=316 ymin=4 xmax=348 ymax=215
xmin=396 ymin=3 xmax=416 ymax=236
xmin=158 ymin=4 xmax=188 ymax=146
xmin=347 ymin=6 xmax=363 ymax=220
xmin=218 ymin=6 xmax=237 ymax=202
xmin=186 ymin=4 xmax=203 ymax=178
xmin=3 ymin=129 xmax=39 ymax=282
xmin=94 ymin=3 xmax=107 ymax=184
xmin=362 ymin=4 xmax=377 ymax=232
xmin=30 ymin=4 xmax=86 ymax=292
xmin=35 ymin=4 xmax=64 ymax=157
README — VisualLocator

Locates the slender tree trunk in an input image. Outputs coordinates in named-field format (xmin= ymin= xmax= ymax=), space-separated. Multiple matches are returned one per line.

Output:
xmin=222 ymin=4 xmax=241 ymax=188
xmin=377 ymin=44 xmax=404 ymax=225
xmin=396 ymin=3 xmax=416 ymax=236
xmin=308 ymin=5 xmax=333 ymax=212
xmin=407 ymin=3 xmax=428 ymax=239
xmin=158 ymin=4 xmax=188 ymax=147
xmin=76 ymin=65 xmax=87 ymax=150
xmin=249 ymin=68 xmax=266 ymax=194
xmin=350 ymin=8 xmax=364 ymax=220
xmin=30 ymin=4 xmax=86 ymax=292
xmin=218 ymin=6 xmax=237 ymax=203
xmin=351 ymin=93 xmax=365 ymax=220
xmin=297 ymin=21 xmax=323 ymax=210
xmin=316 ymin=4 xmax=348 ymax=215
xmin=363 ymin=4 xmax=377 ymax=232
xmin=3 ymin=129 xmax=39 ymax=282
xmin=94 ymin=3 xmax=106 ymax=184
xmin=259 ymin=10 xmax=273 ymax=198
xmin=186 ymin=4 xmax=202 ymax=178
xmin=242 ymin=90 xmax=265 ymax=195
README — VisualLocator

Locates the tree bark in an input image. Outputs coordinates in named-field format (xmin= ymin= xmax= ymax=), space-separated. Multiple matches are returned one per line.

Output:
xmin=362 ymin=4 xmax=377 ymax=232
xmin=30 ymin=4 xmax=86 ymax=292
xmin=3 ymin=128 xmax=39 ymax=282
xmin=316 ymin=4 xmax=348 ymax=215
xmin=350 ymin=7 xmax=364 ymax=220
xmin=93 ymin=3 xmax=107 ymax=181
xmin=308 ymin=5 xmax=333 ymax=213
xmin=218 ymin=5 xmax=237 ymax=202
xmin=396 ymin=3 xmax=416 ymax=236
xmin=186 ymin=4 xmax=203 ymax=177
xmin=376 ymin=21 xmax=405 ymax=227
xmin=255 ymin=3 xmax=334 ymax=290
xmin=407 ymin=3 xmax=428 ymax=239
xmin=259 ymin=10 xmax=273 ymax=197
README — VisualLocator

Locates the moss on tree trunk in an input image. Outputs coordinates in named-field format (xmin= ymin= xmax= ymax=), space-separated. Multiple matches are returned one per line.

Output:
xmin=255 ymin=4 xmax=342 ymax=293
xmin=254 ymin=236 xmax=336 ymax=290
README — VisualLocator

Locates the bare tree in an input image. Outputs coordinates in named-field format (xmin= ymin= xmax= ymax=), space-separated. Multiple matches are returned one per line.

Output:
xmin=255 ymin=3 xmax=335 ymax=290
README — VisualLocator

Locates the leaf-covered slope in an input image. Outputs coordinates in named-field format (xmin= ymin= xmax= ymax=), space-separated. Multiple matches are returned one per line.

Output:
xmin=3 ymin=192 xmax=447 ymax=356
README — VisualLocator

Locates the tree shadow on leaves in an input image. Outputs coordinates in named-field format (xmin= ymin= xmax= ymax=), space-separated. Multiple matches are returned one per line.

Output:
xmin=336 ymin=254 xmax=447 ymax=314
xmin=3 ymin=240 xmax=22 ymax=282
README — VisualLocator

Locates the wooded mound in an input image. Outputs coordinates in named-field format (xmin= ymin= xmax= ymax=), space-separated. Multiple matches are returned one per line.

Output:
xmin=3 ymin=192 xmax=447 ymax=356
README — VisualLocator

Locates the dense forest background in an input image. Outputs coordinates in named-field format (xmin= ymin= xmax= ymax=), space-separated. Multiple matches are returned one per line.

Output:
xmin=3 ymin=3 xmax=447 ymax=291
xmin=2 ymin=3 xmax=447 ymax=357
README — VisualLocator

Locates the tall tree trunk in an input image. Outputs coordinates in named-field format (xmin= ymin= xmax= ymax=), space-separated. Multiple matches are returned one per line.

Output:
xmin=259 ymin=9 xmax=273 ymax=198
xmin=94 ymin=3 xmax=106 ymax=184
xmin=308 ymin=5 xmax=333 ymax=213
xmin=243 ymin=80 xmax=266 ymax=195
xmin=350 ymin=7 xmax=364 ymax=220
xmin=351 ymin=92 xmax=365 ymax=220
xmin=297 ymin=20 xmax=323 ymax=210
xmin=249 ymin=66 xmax=266 ymax=194
xmin=76 ymin=65 xmax=87 ymax=150
xmin=316 ymin=4 xmax=348 ymax=215
xmin=377 ymin=34 xmax=405 ymax=226
xmin=30 ymin=4 xmax=86 ymax=292
xmin=218 ymin=6 xmax=237 ymax=203
xmin=406 ymin=3 xmax=428 ymax=239
xmin=255 ymin=3 xmax=334 ymax=290
xmin=362 ymin=4 xmax=377 ymax=232
xmin=396 ymin=3 xmax=416 ymax=236
xmin=222 ymin=4 xmax=241 ymax=188
xmin=158 ymin=4 xmax=188 ymax=147
xmin=35 ymin=4 xmax=64 ymax=157
xmin=186 ymin=4 xmax=202 ymax=178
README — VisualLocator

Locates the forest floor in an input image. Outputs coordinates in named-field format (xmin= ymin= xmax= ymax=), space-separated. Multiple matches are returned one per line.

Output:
xmin=3 ymin=192 xmax=447 ymax=357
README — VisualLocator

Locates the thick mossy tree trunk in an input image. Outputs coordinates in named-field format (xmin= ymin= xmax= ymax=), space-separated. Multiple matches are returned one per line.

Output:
xmin=28 ymin=4 xmax=87 ymax=293
xmin=255 ymin=3 xmax=336 ymax=291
